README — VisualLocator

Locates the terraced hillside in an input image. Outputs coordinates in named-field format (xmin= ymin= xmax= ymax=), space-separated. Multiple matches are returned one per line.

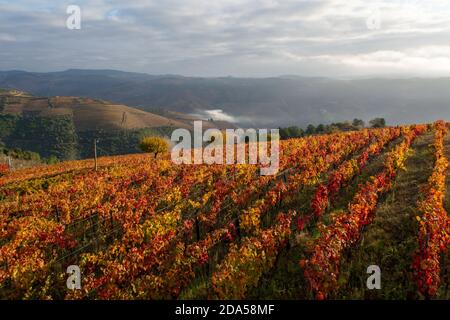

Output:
xmin=0 ymin=122 xmax=448 ymax=300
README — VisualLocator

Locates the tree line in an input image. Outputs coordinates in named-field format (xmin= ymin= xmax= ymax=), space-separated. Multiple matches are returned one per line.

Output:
xmin=279 ymin=118 xmax=386 ymax=140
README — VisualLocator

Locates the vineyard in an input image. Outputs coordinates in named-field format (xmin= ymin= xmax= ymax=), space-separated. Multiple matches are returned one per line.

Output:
xmin=0 ymin=122 xmax=449 ymax=300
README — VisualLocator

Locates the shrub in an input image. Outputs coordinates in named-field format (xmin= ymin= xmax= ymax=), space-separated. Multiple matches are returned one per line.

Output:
xmin=139 ymin=136 xmax=169 ymax=158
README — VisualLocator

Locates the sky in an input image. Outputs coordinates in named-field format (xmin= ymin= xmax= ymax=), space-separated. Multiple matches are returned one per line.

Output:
xmin=1 ymin=0 xmax=450 ymax=78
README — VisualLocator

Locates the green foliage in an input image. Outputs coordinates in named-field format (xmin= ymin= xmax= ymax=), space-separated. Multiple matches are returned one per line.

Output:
xmin=316 ymin=124 xmax=325 ymax=133
xmin=0 ymin=147 xmax=41 ymax=161
xmin=279 ymin=126 xmax=304 ymax=139
xmin=279 ymin=119 xmax=366 ymax=140
xmin=0 ymin=114 xmax=19 ymax=138
xmin=78 ymin=130 xmax=138 ymax=158
xmin=44 ymin=155 xmax=59 ymax=164
xmin=352 ymin=118 xmax=365 ymax=128
xmin=77 ymin=127 xmax=171 ymax=158
xmin=0 ymin=97 xmax=7 ymax=112
xmin=2 ymin=115 xmax=79 ymax=160
xmin=305 ymin=124 xmax=316 ymax=135
xmin=0 ymin=118 xmax=173 ymax=162
xmin=369 ymin=118 xmax=386 ymax=128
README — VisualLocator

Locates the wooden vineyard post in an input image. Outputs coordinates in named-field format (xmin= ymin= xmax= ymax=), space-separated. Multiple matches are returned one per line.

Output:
xmin=235 ymin=215 xmax=241 ymax=240
xmin=282 ymin=171 xmax=287 ymax=183
xmin=91 ymin=215 xmax=98 ymax=251
xmin=7 ymin=156 xmax=12 ymax=171
xmin=94 ymin=139 xmax=98 ymax=171
xmin=278 ymin=191 xmax=282 ymax=208
xmin=195 ymin=216 xmax=201 ymax=241
xmin=55 ymin=206 xmax=60 ymax=223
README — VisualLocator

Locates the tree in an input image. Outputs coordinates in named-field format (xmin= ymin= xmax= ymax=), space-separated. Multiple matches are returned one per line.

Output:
xmin=305 ymin=124 xmax=316 ymax=135
xmin=339 ymin=121 xmax=354 ymax=131
xmin=369 ymin=118 xmax=386 ymax=128
xmin=279 ymin=126 xmax=304 ymax=139
xmin=139 ymin=136 xmax=169 ymax=158
xmin=290 ymin=126 xmax=304 ymax=138
xmin=352 ymin=118 xmax=365 ymax=128
xmin=316 ymin=124 xmax=325 ymax=133
xmin=327 ymin=125 xmax=340 ymax=133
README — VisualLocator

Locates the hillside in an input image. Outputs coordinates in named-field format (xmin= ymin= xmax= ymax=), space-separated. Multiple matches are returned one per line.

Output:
xmin=2 ymin=70 xmax=450 ymax=127
xmin=0 ymin=122 xmax=448 ymax=300
xmin=0 ymin=89 xmax=233 ymax=160
xmin=0 ymin=89 xmax=190 ymax=131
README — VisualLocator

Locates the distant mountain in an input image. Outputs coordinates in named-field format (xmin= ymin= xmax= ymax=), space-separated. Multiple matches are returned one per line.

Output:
xmin=1 ymin=69 xmax=450 ymax=127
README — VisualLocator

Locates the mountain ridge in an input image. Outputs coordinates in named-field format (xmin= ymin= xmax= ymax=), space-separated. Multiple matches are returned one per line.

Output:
xmin=1 ymin=69 xmax=450 ymax=128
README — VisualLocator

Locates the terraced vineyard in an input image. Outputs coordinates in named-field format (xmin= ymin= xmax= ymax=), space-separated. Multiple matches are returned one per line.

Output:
xmin=0 ymin=122 xmax=449 ymax=300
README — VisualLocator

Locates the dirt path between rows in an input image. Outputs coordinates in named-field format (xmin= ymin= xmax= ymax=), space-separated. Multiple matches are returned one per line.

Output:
xmin=335 ymin=131 xmax=435 ymax=299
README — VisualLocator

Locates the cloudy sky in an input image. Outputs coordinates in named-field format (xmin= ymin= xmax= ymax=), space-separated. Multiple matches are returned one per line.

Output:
xmin=1 ymin=0 xmax=450 ymax=77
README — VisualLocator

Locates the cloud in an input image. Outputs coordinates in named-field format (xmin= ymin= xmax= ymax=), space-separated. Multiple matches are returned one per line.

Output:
xmin=191 ymin=109 xmax=238 ymax=123
xmin=191 ymin=109 xmax=255 ymax=124
xmin=0 ymin=0 xmax=450 ymax=77
xmin=203 ymin=109 xmax=237 ymax=123
xmin=0 ymin=33 xmax=16 ymax=42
